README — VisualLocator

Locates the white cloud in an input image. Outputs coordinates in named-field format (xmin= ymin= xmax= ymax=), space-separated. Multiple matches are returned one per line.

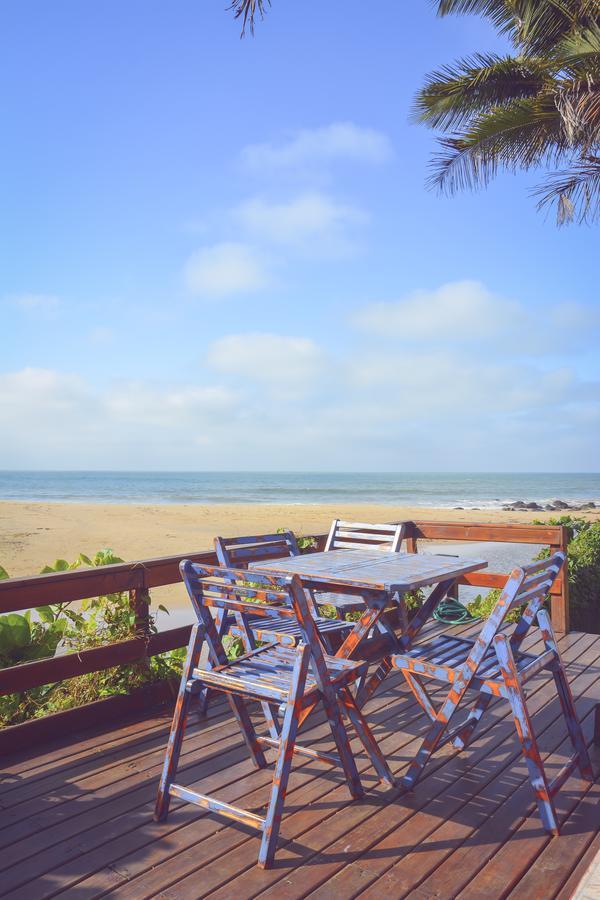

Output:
xmin=241 ymin=122 xmax=393 ymax=173
xmin=0 ymin=352 xmax=598 ymax=470
xmin=351 ymin=281 xmax=521 ymax=342
xmin=206 ymin=333 xmax=325 ymax=388
xmin=183 ymin=242 xmax=269 ymax=297
xmin=234 ymin=191 xmax=367 ymax=252
xmin=0 ymin=368 xmax=240 ymax=468
xmin=351 ymin=280 xmax=599 ymax=353
xmin=106 ymin=382 xmax=237 ymax=427
xmin=0 ymin=368 xmax=88 ymax=415
xmin=2 ymin=273 xmax=599 ymax=470
xmin=6 ymin=293 xmax=61 ymax=318
xmin=350 ymin=351 xmax=586 ymax=418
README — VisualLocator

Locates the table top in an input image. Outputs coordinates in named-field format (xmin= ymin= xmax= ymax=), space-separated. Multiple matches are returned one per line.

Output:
xmin=251 ymin=549 xmax=487 ymax=593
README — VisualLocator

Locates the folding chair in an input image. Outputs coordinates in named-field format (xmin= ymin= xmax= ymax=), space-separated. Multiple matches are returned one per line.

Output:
xmin=155 ymin=562 xmax=394 ymax=869
xmin=215 ymin=532 xmax=353 ymax=653
xmin=319 ymin=520 xmax=408 ymax=628
xmin=391 ymin=551 xmax=593 ymax=834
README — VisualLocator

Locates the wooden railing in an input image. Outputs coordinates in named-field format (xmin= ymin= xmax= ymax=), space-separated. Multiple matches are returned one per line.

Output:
xmin=0 ymin=520 xmax=569 ymax=722
xmin=404 ymin=521 xmax=570 ymax=633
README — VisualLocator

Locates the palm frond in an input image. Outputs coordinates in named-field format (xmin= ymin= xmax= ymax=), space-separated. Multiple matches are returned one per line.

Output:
xmin=430 ymin=96 xmax=569 ymax=193
xmin=534 ymin=154 xmax=600 ymax=222
xmin=436 ymin=0 xmax=599 ymax=54
xmin=557 ymin=22 xmax=600 ymax=72
xmin=229 ymin=0 xmax=271 ymax=36
xmin=415 ymin=53 xmax=554 ymax=130
xmin=519 ymin=1 xmax=599 ymax=55
xmin=555 ymin=80 xmax=600 ymax=146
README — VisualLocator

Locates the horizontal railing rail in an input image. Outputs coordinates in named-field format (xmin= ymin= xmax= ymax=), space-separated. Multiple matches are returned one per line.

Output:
xmin=402 ymin=520 xmax=570 ymax=633
xmin=0 ymin=521 xmax=569 ymax=704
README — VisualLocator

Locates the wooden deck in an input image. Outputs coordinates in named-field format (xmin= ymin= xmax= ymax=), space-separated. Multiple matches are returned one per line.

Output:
xmin=1 ymin=620 xmax=599 ymax=900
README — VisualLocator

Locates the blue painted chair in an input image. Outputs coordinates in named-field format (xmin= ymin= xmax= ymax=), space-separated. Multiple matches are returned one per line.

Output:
xmin=319 ymin=520 xmax=408 ymax=631
xmin=155 ymin=562 xmax=394 ymax=869
xmin=390 ymin=551 xmax=592 ymax=834
xmin=215 ymin=532 xmax=353 ymax=652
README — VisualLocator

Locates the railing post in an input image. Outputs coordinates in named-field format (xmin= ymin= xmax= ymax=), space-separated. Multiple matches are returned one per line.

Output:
xmin=129 ymin=568 xmax=151 ymax=638
xmin=405 ymin=523 xmax=418 ymax=554
xmin=550 ymin=525 xmax=570 ymax=634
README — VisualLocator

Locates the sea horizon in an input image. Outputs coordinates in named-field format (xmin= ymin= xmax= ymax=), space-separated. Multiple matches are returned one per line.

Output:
xmin=1 ymin=470 xmax=599 ymax=509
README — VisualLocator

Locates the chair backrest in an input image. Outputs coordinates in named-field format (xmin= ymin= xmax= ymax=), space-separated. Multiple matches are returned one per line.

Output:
xmin=215 ymin=531 xmax=300 ymax=568
xmin=179 ymin=560 xmax=328 ymax=673
xmin=490 ymin=552 xmax=565 ymax=625
xmin=325 ymin=520 xmax=405 ymax=553
xmin=459 ymin=551 xmax=566 ymax=678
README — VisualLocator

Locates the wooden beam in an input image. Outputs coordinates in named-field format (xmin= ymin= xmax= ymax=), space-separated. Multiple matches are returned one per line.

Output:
xmin=408 ymin=521 xmax=561 ymax=545
xmin=0 ymin=625 xmax=192 ymax=695
xmin=0 ymin=548 xmax=220 ymax=615
xmin=550 ymin=526 xmax=570 ymax=633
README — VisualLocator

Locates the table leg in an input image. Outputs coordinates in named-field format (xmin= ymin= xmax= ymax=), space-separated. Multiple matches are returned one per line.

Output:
xmin=335 ymin=591 xmax=389 ymax=660
xmin=398 ymin=578 xmax=456 ymax=651
xmin=356 ymin=578 xmax=458 ymax=709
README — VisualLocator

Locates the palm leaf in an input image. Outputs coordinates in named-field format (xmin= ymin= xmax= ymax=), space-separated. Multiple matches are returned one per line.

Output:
xmin=430 ymin=96 xmax=569 ymax=193
xmin=436 ymin=1 xmax=599 ymax=54
xmin=534 ymin=154 xmax=600 ymax=222
xmin=229 ymin=0 xmax=271 ymax=35
xmin=415 ymin=53 xmax=554 ymax=130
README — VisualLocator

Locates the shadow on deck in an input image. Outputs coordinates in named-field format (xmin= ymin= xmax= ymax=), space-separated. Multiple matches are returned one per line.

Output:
xmin=1 ymin=622 xmax=599 ymax=900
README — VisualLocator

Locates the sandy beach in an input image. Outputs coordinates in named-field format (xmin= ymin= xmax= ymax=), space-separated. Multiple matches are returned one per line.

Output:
xmin=2 ymin=500 xmax=598 ymax=580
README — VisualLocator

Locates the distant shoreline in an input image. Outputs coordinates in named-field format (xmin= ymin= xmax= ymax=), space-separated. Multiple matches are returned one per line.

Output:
xmin=1 ymin=471 xmax=599 ymax=509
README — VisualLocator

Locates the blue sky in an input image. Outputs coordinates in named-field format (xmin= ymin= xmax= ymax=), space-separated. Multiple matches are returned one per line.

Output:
xmin=1 ymin=0 xmax=598 ymax=471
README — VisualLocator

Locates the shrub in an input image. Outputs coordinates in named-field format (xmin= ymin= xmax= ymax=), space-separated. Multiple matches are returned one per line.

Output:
xmin=467 ymin=588 xmax=521 ymax=624
xmin=0 ymin=551 xmax=183 ymax=727
xmin=468 ymin=516 xmax=600 ymax=633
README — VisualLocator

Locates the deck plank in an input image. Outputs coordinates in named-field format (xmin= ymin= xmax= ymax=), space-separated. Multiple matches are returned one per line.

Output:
xmin=101 ymin=628 xmax=563 ymax=899
xmin=190 ymin=632 xmax=594 ymax=900
xmin=0 ymin=626 xmax=597 ymax=900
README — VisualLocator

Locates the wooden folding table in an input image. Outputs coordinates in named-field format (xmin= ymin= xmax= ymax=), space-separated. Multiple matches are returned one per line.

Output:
xmin=252 ymin=549 xmax=487 ymax=706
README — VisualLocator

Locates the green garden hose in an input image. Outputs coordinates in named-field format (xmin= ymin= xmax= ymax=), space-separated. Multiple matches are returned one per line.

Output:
xmin=433 ymin=597 xmax=481 ymax=625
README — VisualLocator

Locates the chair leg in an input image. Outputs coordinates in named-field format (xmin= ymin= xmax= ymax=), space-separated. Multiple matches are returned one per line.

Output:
xmin=320 ymin=687 xmax=364 ymax=800
xmin=155 ymin=625 xmax=204 ymax=822
xmin=227 ymin=694 xmax=269 ymax=770
xmin=356 ymin=657 xmax=393 ymax=709
xmin=402 ymin=664 xmax=476 ymax=790
xmin=258 ymin=645 xmax=310 ymax=869
xmin=452 ymin=691 xmax=493 ymax=750
xmin=402 ymin=672 xmax=438 ymax=722
xmin=537 ymin=610 xmax=592 ymax=780
xmin=402 ymin=716 xmax=450 ymax=791
xmin=551 ymin=664 xmax=593 ymax=780
xmin=197 ymin=607 xmax=231 ymax=718
xmin=495 ymin=634 xmax=559 ymax=835
xmin=339 ymin=687 xmax=395 ymax=787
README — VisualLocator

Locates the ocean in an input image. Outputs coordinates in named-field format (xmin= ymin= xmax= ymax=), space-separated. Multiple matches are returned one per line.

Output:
xmin=0 ymin=470 xmax=599 ymax=508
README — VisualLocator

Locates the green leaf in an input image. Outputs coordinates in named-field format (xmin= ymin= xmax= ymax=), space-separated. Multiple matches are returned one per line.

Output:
xmin=157 ymin=604 xmax=170 ymax=615
xmin=35 ymin=606 xmax=56 ymax=623
xmin=0 ymin=565 xmax=9 ymax=580
xmin=0 ymin=613 xmax=31 ymax=654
